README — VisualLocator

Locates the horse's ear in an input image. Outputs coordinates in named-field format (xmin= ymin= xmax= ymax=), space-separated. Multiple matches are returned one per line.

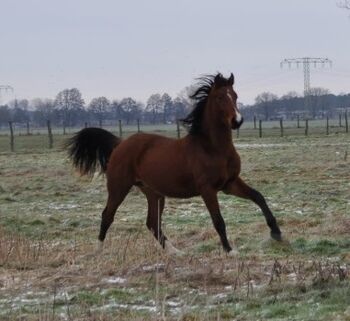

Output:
xmin=214 ymin=73 xmax=223 ymax=85
xmin=228 ymin=73 xmax=234 ymax=86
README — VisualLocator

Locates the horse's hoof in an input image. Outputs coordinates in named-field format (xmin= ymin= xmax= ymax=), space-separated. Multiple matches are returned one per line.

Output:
xmin=271 ymin=232 xmax=282 ymax=242
xmin=227 ymin=248 xmax=239 ymax=257
xmin=164 ymin=241 xmax=185 ymax=257
xmin=167 ymin=248 xmax=186 ymax=257
xmin=173 ymin=249 xmax=186 ymax=257
xmin=95 ymin=240 xmax=104 ymax=255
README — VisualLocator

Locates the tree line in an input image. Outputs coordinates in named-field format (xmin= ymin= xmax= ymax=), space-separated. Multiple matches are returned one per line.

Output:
xmin=0 ymin=88 xmax=191 ymax=129
xmin=0 ymin=87 xmax=349 ymax=129
xmin=242 ymin=88 xmax=350 ymax=121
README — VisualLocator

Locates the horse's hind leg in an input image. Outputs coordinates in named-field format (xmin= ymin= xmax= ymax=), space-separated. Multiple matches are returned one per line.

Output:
xmin=141 ymin=187 xmax=182 ymax=255
xmin=98 ymin=184 xmax=132 ymax=244
xmin=223 ymin=177 xmax=282 ymax=241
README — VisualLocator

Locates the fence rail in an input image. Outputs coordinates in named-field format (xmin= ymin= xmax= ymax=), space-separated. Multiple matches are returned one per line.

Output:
xmin=0 ymin=115 xmax=349 ymax=152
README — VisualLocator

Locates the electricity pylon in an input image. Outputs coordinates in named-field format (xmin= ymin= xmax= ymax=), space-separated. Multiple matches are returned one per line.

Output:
xmin=0 ymin=85 xmax=14 ymax=104
xmin=280 ymin=57 xmax=332 ymax=96
xmin=280 ymin=57 xmax=332 ymax=116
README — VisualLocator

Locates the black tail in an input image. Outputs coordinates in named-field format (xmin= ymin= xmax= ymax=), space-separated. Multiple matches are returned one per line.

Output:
xmin=65 ymin=128 xmax=121 ymax=176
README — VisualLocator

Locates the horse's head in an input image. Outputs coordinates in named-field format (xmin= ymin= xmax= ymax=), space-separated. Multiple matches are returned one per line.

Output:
xmin=211 ymin=73 xmax=243 ymax=130
xmin=182 ymin=73 xmax=243 ymax=136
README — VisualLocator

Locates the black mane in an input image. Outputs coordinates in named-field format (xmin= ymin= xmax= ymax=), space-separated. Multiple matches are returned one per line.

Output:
xmin=181 ymin=73 xmax=229 ymax=135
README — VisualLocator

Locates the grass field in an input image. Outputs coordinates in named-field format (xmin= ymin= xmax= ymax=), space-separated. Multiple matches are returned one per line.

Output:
xmin=0 ymin=128 xmax=349 ymax=320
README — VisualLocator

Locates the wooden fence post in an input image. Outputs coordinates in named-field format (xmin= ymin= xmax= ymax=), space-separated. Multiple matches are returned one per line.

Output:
xmin=137 ymin=119 xmax=140 ymax=133
xmin=47 ymin=120 xmax=53 ymax=149
xmin=339 ymin=114 xmax=342 ymax=127
xmin=253 ymin=116 xmax=257 ymax=129
xmin=305 ymin=119 xmax=309 ymax=136
xmin=118 ymin=120 xmax=123 ymax=137
xmin=9 ymin=121 xmax=14 ymax=152
xmin=345 ymin=111 xmax=348 ymax=133
xmin=326 ymin=117 xmax=329 ymax=135
xmin=176 ymin=120 xmax=181 ymax=139
xmin=280 ymin=119 xmax=284 ymax=137
xmin=297 ymin=114 xmax=300 ymax=128
xmin=26 ymin=122 xmax=30 ymax=135
xmin=259 ymin=120 xmax=262 ymax=138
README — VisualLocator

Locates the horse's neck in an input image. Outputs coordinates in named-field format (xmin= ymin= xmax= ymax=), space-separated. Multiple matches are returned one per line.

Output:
xmin=202 ymin=121 xmax=234 ymax=152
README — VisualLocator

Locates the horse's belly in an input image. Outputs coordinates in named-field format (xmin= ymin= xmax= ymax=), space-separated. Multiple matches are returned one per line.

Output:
xmin=137 ymin=158 xmax=198 ymax=198
xmin=137 ymin=172 xmax=198 ymax=198
xmin=150 ymin=184 xmax=199 ymax=198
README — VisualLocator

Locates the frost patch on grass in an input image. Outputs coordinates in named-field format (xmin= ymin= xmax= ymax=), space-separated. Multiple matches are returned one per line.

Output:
xmin=49 ymin=202 xmax=79 ymax=210
xmin=0 ymin=291 xmax=52 ymax=314
xmin=94 ymin=301 xmax=157 ymax=313
xmin=142 ymin=263 xmax=166 ymax=272
xmin=236 ymin=142 xmax=350 ymax=149
xmin=102 ymin=276 xmax=127 ymax=284
xmin=237 ymin=143 xmax=295 ymax=148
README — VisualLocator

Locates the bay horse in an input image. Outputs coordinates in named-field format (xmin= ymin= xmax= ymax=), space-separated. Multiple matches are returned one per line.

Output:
xmin=66 ymin=73 xmax=282 ymax=256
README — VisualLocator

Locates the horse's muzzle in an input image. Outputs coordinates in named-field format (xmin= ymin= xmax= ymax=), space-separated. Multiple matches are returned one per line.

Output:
xmin=232 ymin=117 xmax=244 ymax=130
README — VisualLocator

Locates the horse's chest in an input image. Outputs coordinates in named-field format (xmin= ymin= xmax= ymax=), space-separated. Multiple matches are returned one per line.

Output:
xmin=227 ymin=156 xmax=241 ymax=178
xmin=203 ymin=157 xmax=241 ymax=189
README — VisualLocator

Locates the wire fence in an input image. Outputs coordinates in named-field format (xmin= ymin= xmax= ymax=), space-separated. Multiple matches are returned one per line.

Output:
xmin=0 ymin=115 xmax=348 ymax=153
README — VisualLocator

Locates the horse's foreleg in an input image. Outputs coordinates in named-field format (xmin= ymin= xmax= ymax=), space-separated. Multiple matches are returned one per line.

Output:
xmin=201 ymin=188 xmax=235 ymax=254
xmin=223 ymin=177 xmax=282 ymax=241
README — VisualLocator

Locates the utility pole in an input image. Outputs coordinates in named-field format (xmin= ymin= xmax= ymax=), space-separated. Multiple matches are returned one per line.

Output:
xmin=280 ymin=57 xmax=332 ymax=116
xmin=0 ymin=85 xmax=14 ymax=104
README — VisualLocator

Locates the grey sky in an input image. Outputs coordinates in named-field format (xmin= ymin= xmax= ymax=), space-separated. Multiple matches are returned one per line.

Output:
xmin=1 ymin=0 xmax=349 ymax=105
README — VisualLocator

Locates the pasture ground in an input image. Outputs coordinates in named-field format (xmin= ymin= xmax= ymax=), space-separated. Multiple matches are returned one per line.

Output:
xmin=0 ymin=130 xmax=349 ymax=320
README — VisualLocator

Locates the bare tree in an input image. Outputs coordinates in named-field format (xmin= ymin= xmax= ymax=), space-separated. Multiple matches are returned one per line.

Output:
xmin=309 ymin=87 xmax=331 ymax=118
xmin=161 ymin=93 xmax=172 ymax=124
xmin=146 ymin=94 xmax=163 ymax=124
xmin=172 ymin=97 xmax=190 ymax=121
xmin=119 ymin=97 xmax=142 ymax=124
xmin=0 ymin=105 xmax=11 ymax=126
xmin=8 ymin=99 xmax=30 ymax=123
xmin=88 ymin=97 xmax=110 ymax=127
xmin=55 ymin=88 xmax=85 ymax=133
xmin=338 ymin=0 xmax=350 ymax=9
xmin=280 ymin=91 xmax=300 ymax=100
xmin=255 ymin=92 xmax=278 ymax=121
xmin=109 ymin=100 xmax=123 ymax=121
xmin=280 ymin=92 xmax=301 ymax=119
xmin=31 ymin=98 xmax=55 ymax=126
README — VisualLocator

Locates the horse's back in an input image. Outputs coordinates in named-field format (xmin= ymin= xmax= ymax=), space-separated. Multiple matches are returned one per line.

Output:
xmin=107 ymin=133 xmax=197 ymax=197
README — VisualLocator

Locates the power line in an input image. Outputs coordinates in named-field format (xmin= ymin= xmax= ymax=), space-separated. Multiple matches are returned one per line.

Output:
xmin=0 ymin=85 xmax=14 ymax=104
xmin=280 ymin=57 xmax=332 ymax=96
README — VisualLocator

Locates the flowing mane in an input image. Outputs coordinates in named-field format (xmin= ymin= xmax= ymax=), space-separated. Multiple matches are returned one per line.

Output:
xmin=181 ymin=73 xmax=230 ymax=135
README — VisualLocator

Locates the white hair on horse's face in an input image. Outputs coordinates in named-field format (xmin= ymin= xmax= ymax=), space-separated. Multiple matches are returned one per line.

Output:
xmin=235 ymin=110 xmax=242 ymax=122
xmin=227 ymin=90 xmax=242 ymax=122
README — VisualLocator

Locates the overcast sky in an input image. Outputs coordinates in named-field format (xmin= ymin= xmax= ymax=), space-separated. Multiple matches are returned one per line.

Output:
xmin=0 ymin=0 xmax=349 ymax=105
